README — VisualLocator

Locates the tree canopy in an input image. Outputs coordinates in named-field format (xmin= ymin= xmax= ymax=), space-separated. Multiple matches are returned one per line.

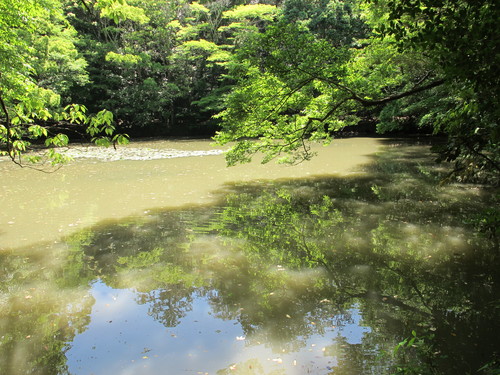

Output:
xmin=0 ymin=0 xmax=498 ymax=181
xmin=0 ymin=0 xmax=130 ymax=167
xmin=214 ymin=0 xmax=499 ymax=183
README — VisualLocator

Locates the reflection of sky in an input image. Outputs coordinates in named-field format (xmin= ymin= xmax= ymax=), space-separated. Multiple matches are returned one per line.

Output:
xmin=336 ymin=308 xmax=371 ymax=345
xmin=65 ymin=281 xmax=371 ymax=375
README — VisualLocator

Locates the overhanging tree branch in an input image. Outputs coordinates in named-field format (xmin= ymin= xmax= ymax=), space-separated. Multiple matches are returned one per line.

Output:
xmin=348 ymin=78 xmax=445 ymax=107
xmin=290 ymin=61 xmax=445 ymax=108
xmin=300 ymin=78 xmax=445 ymax=131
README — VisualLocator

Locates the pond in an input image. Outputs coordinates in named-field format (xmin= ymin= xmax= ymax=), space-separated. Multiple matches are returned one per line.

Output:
xmin=0 ymin=138 xmax=498 ymax=375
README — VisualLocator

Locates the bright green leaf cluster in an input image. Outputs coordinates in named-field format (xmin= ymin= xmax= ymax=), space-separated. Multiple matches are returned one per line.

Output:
xmin=222 ymin=4 xmax=277 ymax=21
xmin=105 ymin=51 xmax=142 ymax=65
xmin=97 ymin=0 xmax=149 ymax=24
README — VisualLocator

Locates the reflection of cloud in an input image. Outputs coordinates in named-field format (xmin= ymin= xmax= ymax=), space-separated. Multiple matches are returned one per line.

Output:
xmin=224 ymin=336 xmax=341 ymax=375
xmin=219 ymin=307 xmax=371 ymax=374
xmin=66 ymin=287 xmax=248 ymax=375
xmin=335 ymin=308 xmax=371 ymax=345
xmin=116 ymin=362 xmax=155 ymax=375
xmin=89 ymin=282 xmax=139 ymax=324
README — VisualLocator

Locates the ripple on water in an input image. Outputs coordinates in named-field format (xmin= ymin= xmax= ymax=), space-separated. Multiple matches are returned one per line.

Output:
xmin=60 ymin=147 xmax=225 ymax=161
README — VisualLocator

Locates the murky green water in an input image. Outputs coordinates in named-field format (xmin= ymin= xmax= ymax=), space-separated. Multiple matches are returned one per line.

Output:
xmin=1 ymin=138 xmax=498 ymax=374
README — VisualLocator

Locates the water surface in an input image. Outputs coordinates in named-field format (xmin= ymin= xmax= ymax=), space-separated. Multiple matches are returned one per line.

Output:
xmin=0 ymin=138 xmax=498 ymax=375
xmin=0 ymin=138 xmax=378 ymax=249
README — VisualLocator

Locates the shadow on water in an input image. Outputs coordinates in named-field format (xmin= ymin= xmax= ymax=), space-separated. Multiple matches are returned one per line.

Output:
xmin=0 ymin=139 xmax=498 ymax=374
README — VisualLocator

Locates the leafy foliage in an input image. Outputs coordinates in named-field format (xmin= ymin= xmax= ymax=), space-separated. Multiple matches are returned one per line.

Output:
xmin=214 ymin=22 xmax=357 ymax=164
xmin=0 ymin=0 xmax=128 ymax=166
xmin=282 ymin=0 xmax=368 ymax=45
xmin=365 ymin=0 xmax=500 ymax=183
xmin=212 ymin=0 xmax=498 ymax=182
xmin=1 ymin=0 xmax=498 ymax=182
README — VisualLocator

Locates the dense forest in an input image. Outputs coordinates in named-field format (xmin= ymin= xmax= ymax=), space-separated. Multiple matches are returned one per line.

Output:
xmin=0 ymin=0 xmax=498 ymax=182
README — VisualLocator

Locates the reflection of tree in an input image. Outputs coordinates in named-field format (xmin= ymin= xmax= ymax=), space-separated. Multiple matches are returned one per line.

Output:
xmin=204 ymin=251 xmax=356 ymax=352
xmin=213 ymin=189 xmax=344 ymax=270
xmin=0 ymin=246 xmax=93 ymax=375
xmin=136 ymin=286 xmax=195 ymax=327
xmin=332 ymin=336 xmax=381 ymax=375
xmin=0 ymin=208 xmax=208 ymax=374
xmin=205 ymin=142 xmax=499 ymax=374
xmin=54 ymin=142 xmax=497 ymax=374
xmin=72 ymin=210 xmax=192 ymax=284
xmin=71 ymin=210 xmax=211 ymax=329
xmin=4 ymin=142 xmax=495 ymax=374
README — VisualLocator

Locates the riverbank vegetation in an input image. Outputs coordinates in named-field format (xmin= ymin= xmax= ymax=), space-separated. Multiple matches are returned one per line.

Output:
xmin=0 ymin=0 xmax=498 ymax=183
